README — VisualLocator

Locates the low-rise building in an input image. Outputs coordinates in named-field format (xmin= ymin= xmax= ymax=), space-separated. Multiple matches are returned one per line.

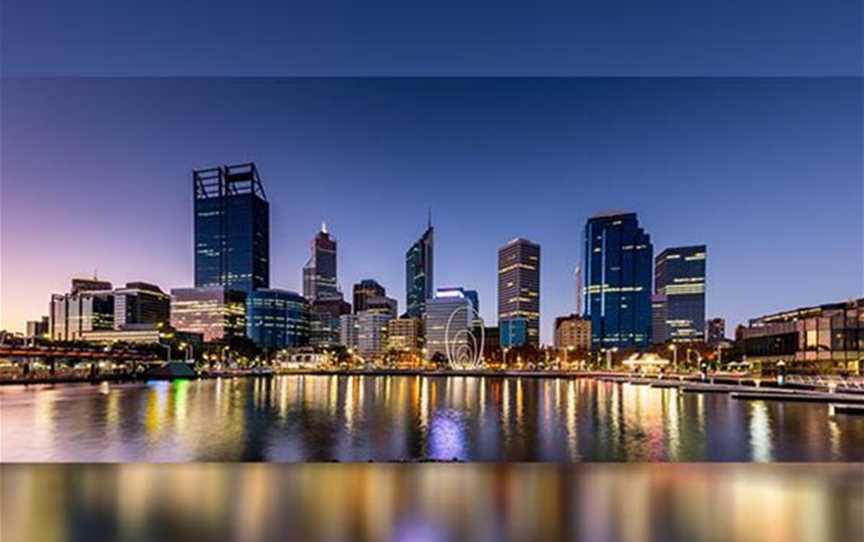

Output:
xmin=553 ymin=314 xmax=592 ymax=352
xmin=170 ymin=286 xmax=246 ymax=342
xmin=738 ymin=298 xmax=863 ymax=373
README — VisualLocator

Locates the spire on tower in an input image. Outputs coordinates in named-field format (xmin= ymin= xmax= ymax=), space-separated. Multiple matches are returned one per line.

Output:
xmin=427 ymin=208 xmax=432 ymax=229
xmin=321 ymin=221 xmax=328 ymax=234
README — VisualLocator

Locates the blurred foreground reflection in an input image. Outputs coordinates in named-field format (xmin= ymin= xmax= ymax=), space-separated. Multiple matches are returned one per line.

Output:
xmin=3 ymin=375 xmax=864 ymax=461
xmin=2 ymin=464 xmax=862 ymax=542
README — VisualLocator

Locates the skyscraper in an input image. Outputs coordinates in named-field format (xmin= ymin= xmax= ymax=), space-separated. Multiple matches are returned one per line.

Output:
xmin=583 ymin=212 xmax=653 ymax=349
xmin=303 ymin=223 xmax=339 ymax=302
xmin=425 ymin=288 xmax=473 ymax=361
xmin=497 ymin=238 xmax=541 ymax=347
xmin=654 ymin=245 xmax=707 ymax=342
xmin=193 ymin=163 xmax=269 ymax=293
xmin=353 ymin=279 xmax=386 ymax=314
xmin=405 ymin=215 xmax=434 ymax=318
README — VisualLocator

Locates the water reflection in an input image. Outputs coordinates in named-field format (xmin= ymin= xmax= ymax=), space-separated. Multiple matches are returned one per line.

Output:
xmin=2 ymin=376 xmax=864 ymax=461
xmin=2 ymin=464 xmax=861 ymax=542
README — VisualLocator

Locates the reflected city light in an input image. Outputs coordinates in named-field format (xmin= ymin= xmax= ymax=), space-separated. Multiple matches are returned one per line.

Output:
xmin=2 ymin=375 xmax=864 ymax=462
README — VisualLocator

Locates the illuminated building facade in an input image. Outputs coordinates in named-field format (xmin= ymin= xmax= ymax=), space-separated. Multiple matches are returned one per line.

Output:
xmin=49 ymin=279 xmax=115 ymax=341
xmin=357 ymin=312 xmax=393 ymax=357
xmin=387 ymin=317 xmax=423 ymax=353
xmin=553 ymin=314 xmax=592 ymax=351
xmin=583 ymin=212 xmax=653 ymax=348
xmin=113 ymin=282 xmax=170 ymax=330
xmin=497 ymin=238 xmax=541 ymax=346
xmin=194 ymin=163 xmax=269 ymax=293
xmin=309 ymin=297 xmax=351 ymax=347
xmin=425 ymin=288 xmax=473 ymax=360
xmin=339 ymin=314 xmax=359 ymax=350
xmin=26 ymin=317 xmax=50 ymax=338
xmin=302 ymin=223 xmax=339 ymax=302
xmin=654 ymin=245 xmax=706 ymax=343
xmin=405 ymin=218 xmax=434 ymax=318
xmin=738 ymin=298 xmax=863 ymax=373
xmin=170 ymin=286 xmax=246 ymax=342
xmin=246 ymin=289 xmax=309 ymax=349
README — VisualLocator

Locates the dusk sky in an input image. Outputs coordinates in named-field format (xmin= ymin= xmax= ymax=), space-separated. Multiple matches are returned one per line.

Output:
xmin=2 ymin=77 xmax=861 ymax=342
xmin=1 ymin=1 xmax=862 ymax=343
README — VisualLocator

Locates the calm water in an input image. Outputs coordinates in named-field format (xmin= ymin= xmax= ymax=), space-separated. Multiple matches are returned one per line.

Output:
xmin=2 ymin=375 xmax=863 ymax=462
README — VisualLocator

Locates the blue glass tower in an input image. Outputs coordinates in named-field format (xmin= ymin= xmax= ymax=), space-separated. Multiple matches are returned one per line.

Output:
xmin=194 ymin=163 xmax=269 ymax=293
xmin=246 ymin=289 xmax=309 ymax=349
xmin=583 ymin=212 xmax=653 ymax=349
xmin=654 ymin=245 xmax=706 ymax=342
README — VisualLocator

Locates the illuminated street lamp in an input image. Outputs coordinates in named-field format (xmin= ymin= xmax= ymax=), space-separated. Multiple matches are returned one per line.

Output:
xmin=669 ymin=344 xmax=678 ymax=372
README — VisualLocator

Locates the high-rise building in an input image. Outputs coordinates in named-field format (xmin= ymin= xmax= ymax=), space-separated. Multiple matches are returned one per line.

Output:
xmin=651 ymin=294 xmax=668 ymax=344
xmin=302 ymin=223 xmax=339 ymax=302
xmin=50 ymin=279 xmax=115 ymax=341
xmin=113 ymin=282 xmax=170 ymax=330
xmin=339 ymin=314 xmax=359 ymax=350
xmin=357 ymin=311 xmax=393 ymax=358
xmin=246 ymin=289 xmax=309 ymax=349
xmin=654 ymin=245 xmax=706 ymax=343
xmin=26 ymin=316 xmax=50 ymax=339
xmin=574 ymin=265 xmax=583 ymax=315
xmin=387 ymin=317 xmax=423 ymax=353
xmin=308 ymin=297 xmax=351 ymax=347
xmin=497 ymin=238 xmax=541 ymax=347
xmin=194 ymin=163 xmax=269 ymax=293
xmin=553 ymin=314 xmax=592 ymax=352
xmin=706 ymin=317 xmax=726 ymax=345
xmin=365 ymin=295 xmax=398 ymax=317
xmin=424 ymin=288 xmax=474 ymax=360
xmin=353 ymin=279 xmax=386 ymax=314
xmin=583 ymin=212 xmax=653 ymax=349
xmin=405 ymin=216 xmax=434 ymax=318
xmin=170 ymin=286 xmax=246 ymax=342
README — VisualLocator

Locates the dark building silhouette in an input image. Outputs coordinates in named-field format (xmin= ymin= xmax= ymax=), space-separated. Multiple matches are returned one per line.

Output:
xmin=353 ymin=279 xmax=386 ymax=314
xmin=194 ymin=163 xmax=269 ymax=293
xmin=246 ymin=289 xmax=309 ymax=349
xmin=583 ymin=212 xmax=653 ymax=349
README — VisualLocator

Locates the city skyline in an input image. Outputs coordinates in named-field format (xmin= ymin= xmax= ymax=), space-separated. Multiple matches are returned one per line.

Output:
xmin=2 ymin=78 xmax=862 ymax=344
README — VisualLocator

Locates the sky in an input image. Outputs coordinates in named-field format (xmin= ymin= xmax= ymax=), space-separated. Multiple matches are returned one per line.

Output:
xmin=1 ymin=0 xmax=862 ymax=77
xmin=1 ymin=1 xmax=862 ymax=343
xmin=2 ymin=77 xmax=861 ymax=343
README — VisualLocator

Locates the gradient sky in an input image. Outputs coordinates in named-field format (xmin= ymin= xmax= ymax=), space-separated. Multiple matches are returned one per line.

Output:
xmin=2 ymin=77 xmax=861 ymax=343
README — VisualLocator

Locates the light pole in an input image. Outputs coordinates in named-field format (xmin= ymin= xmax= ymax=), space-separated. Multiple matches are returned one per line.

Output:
xmin=606 ymin=347 xmax=617 ymax=371
xmin=669 ymin=344 xmax=678 ymax=373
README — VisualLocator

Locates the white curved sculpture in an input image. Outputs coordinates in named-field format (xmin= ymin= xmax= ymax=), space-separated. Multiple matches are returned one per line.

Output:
xmin=444 ymin=305 xmax=485 ymax=370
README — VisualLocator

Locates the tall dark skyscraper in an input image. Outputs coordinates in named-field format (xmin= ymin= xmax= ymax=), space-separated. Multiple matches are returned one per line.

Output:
xmin=583 ymin=212 xmax=653 ymax=349
xmin=654 ymin=245 xmax=706 ymax=343
xmin=193 ymin=163 xmax=269 ymax=293
xmin=497 ymin=238 xmax=541 ymax=347
xmin=405 ymin=215 xmax=434 ymax=318
xmin=302 ymin=223 xmax=339 ymax=301
xmin=353 ymin=279 xmax=386 ymax=314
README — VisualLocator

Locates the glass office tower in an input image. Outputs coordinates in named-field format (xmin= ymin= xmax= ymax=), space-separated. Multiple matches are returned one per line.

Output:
xmin=194 ymin=163 xmax=269 ymax=294
xmin=246 ymin=289 xmax=309 ymax=349
xmin=405 ymin=217 xmax=434 ymax=318
xmin=654 ymin=245 xmax=707 ymax=343
xmin=583 ymin=212 xmax=653 ymax=349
